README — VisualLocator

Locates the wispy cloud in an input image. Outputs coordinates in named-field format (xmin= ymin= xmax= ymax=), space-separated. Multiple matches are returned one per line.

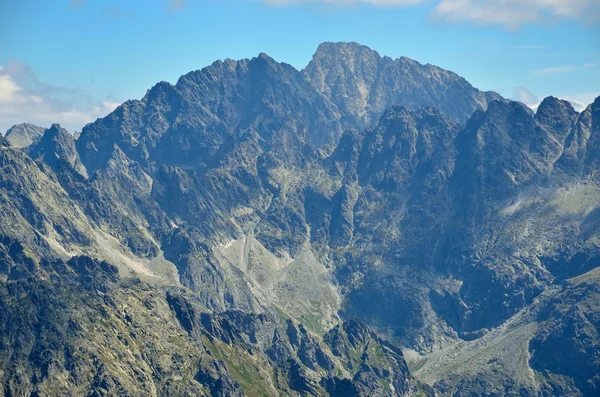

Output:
xmin=533 ymin=62 xmax=598 ymax=76
xmin=264 ymin=0 xmax=600 ymax=28
xmin=533 ymin=65 xmax=578 ymax=75
xmin=513 ymin=86 xmax=540 ymax=109
xmin=511 ymin=87 xmax=599 ymax=112
xmin=265 ymin=0 xmax=425 ymax=5
xmin=432 ymin=0 xmax=600 ymax=30
xmin=0 ymin=60 xmax=120 ymax=133
xmin=560 ymin=92 xmax=600 ymax=111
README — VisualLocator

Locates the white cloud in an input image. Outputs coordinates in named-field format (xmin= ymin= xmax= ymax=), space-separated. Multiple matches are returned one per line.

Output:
xmin=432 ymin=0 xmax=600 ymax=28
xmin=559 ymin=92 xmax=600 ymax=111
xmin=0 ymin=69 xmax=24 ymax=104
xmin=533 ymin=65 xmax=578 ymax=75
xmin=511 ymin=88 xmax=598 ymax=113
xmin=264 ymin=0 xmax=600 ymax=28
xmin=532 ymin=62 xmax=598 ymax=75
xmin=513 ymin=87 xmax=540 ymax=109
xmin=265 ymin=0 xmax=425 ymax=4
xmin=0 ymin=61 xmax=120 ymax=134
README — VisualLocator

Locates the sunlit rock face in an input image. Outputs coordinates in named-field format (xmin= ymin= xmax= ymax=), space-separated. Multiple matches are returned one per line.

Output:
xmin=1 ymin=42 xmax=599 ymax=396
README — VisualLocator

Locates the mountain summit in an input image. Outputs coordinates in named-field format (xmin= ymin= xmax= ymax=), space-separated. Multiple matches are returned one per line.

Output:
xmin=304 ymin=42 xmax=501 ymax=126
xmin=74 ymin=42 xmax=499 ymax=175
xmin=4 ymin=123 xmax=46 ymax=148
xmin=1 ymin=43 xmax=599 ymax=396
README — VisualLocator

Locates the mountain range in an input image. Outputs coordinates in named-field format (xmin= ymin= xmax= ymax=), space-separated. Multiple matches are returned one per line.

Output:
xmin=1 ymin=42 xmax=599 ymax=396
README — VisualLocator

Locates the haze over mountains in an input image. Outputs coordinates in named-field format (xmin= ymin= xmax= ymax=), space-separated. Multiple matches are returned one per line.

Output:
xmin=1 ymin=42 xmax=599 ymax=396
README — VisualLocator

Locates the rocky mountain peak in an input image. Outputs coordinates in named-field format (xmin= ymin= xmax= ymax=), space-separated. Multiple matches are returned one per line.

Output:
xmin=256 ymin=51 xmax=276 ymax=62
xmin=556 ymin=95 xmax=600 ymax=175
xmin=452 ymin=98 xmax=558 ymax=209
xmin=304 ymin=42 xmax=500 ymax=127
xmin=247 ymin=51 xmax=297 ymax=78
xmin=70 ymin=41 xmax=510 ymax=178
xmin=144 ymin=80 xmax=177 ymax=102
xmin=356 ymin=105 xmax=459 ymax=191
xmin=592 ymin=94 xmax=600 ymax=117
xmin=4 ymin=123 xmax=46 ymax=148
xmin=308 ymin=41 xmax=382 ymax=70
xmin=537 ymin=95 xmax=572 ymax=112
xmin=583 ymin=95 xmax=600 ymax=174
xmin=535 ymin=96 xmax=578 ymax=141
xmin=304 ymin=42 xmax=382 ymax=123
xmin=2 ymin=43 xmax=600 ymax=396
xmin=29 ymin=124 xmax=87 ymax=176
xmin=48 ymin=123 xmax=68 ymax=135
xmin=472 ymin=99 xmax=536 ymax=144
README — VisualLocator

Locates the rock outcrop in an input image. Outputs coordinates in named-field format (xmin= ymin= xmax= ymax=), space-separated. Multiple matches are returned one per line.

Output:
xmin=0 ymin=42 xmax=598 ymax=396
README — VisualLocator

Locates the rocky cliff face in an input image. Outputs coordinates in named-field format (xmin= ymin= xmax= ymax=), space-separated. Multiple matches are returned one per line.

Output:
xmin=0 ymin=134 xmax=9 ymax=148
xmin=0 ymin=236 xmax=420 ymax=396
xmin=29 ymin=124 xmax=88 ymax=177
xmin=303 ymin=42 xmax=500 ymax=127
xmin=4 ymin=123 xmax=45 ymax=148
xmin=1 ymin=42 xmax=599 ymax=396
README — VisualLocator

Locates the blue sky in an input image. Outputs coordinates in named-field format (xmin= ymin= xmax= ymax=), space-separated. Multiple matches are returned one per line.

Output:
xmin=1 ymin=0 xmax=599 ymax=133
